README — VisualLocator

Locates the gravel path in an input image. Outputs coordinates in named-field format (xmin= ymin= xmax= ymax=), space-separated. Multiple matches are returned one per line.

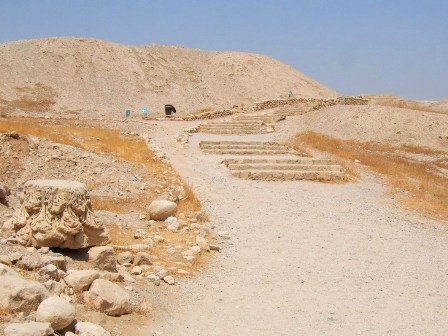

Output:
xmin=139 ymin=117 xmax=448 ymax=336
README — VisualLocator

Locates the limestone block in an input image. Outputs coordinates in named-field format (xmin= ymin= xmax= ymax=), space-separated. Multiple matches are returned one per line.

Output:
xmin=9 ymin=180 xmax=111 ymax=249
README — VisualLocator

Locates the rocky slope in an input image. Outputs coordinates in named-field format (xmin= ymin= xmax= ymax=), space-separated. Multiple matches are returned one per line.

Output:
xmin=0 ymin=37 xmax=337 ymax=118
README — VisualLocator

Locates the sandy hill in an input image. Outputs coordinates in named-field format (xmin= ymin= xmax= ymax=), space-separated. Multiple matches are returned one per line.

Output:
xmin=0 ymin=37 xmax=337 ymax=117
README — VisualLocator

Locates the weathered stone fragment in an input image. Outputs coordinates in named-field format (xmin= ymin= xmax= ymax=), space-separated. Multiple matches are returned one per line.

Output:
xmin=9 ymin=180 xmax=111 ymax=249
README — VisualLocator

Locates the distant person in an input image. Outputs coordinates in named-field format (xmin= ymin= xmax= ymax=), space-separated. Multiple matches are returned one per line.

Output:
xmin=288 ymin=90 xmax=293 ymax=98
xmin=140 ymin=106 xmax=149 ymax=118
xmin=164 ymin=104 xmax=176 ymax=118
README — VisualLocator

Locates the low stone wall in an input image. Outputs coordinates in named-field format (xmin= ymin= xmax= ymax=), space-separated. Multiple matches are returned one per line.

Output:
xmin=253 ymin=96 xmax=368 ymax=111
xmin=172 ymin=109 xmax=242 ymax=121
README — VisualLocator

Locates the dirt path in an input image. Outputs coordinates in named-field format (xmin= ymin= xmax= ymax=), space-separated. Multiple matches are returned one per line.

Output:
xmin=133 ymin=116 xmax=448 ymax=336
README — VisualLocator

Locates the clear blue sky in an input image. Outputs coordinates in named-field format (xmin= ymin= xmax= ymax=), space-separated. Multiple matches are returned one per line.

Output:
xmin=1 ymin=0 xmax=447 ymax=100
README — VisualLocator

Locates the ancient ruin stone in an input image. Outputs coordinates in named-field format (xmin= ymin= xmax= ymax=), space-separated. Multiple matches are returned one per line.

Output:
xmin=9 ymin=180 xmax=111 ymax=249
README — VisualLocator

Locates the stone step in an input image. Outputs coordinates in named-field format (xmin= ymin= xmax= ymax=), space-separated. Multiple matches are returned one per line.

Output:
xmin=200 ymin=125 xmax=263 ymax=129
xmin=203 ymin=149 xmax=294 ymax=155
xmin=206 ymin=121 xmax=264 ymax=126
xmin=200 ymin=141 xmax=284 ymax=146
xmin=224 ymin=158 xmax=338 ymax=165
xmin=227 ymin=163 xmax=343 ymax=172
xmin=234 ymin=116 xmax=284 ymax=122
xmin=199 ymin=129 xmax=272 ymax=135
xmin=200 ymin=144 xmax=289 ymax=150
xmin=231 ymin=170 xmax=345 ymax=181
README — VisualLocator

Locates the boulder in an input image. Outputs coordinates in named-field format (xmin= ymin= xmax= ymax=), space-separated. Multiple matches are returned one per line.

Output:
xmin=75 ymin=322 xmax=111 ymax=336
xmin=9 ymin=180 xmax=111 ymax=249
xmin=88 ymin=246 xmax=117 ymax=272
xmin=148 ymin=200 xmax=177 ymax=221
xmin=0 ymin=276 xmax=50 ymax=313
xmin=36 ymin=296 xmax=75 ymax=331
xmin=82 ymin=279 xmax=131 ymax=316
xmin=64 ymin=270 xmax=101 ymax=293
xmin=4 ymin=322 xmax=54 ymax=336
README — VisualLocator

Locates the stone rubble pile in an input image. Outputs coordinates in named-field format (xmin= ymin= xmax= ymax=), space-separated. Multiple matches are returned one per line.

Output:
xmin=171 ymin=108 xmax=243 ymax=121
xmin=0 ymin=177 xmax=220 ymax=335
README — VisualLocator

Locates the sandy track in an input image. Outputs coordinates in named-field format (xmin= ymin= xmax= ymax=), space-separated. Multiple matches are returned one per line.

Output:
xmin=133 ymin=117 xmax=448 ymax=336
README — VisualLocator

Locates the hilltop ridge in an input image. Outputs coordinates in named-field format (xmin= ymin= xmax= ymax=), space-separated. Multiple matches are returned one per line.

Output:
xmin=0 ymin=37 xmax=337 ymax=117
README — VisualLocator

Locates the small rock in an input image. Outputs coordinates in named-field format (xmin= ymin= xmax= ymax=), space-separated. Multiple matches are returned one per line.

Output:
xmin=218 ymin=231 xmax=230 ymax=239
xmin=147 ymin=274 xmax=160 ymax=286
xmin=88 ymin=246 xmax=117 ymax=272
xmin=163 ymin=276 xmax=175 ymax=285
xmin=165 ymin=216 xmax=178 ymax=225
xmin=82 ymin=279 xmax=131 ymax=316
xmin=43 ymin=280 xmax=66 ymax=296
xmin=63 ymin=270 xmax=101 ymax=293
xmin=167 ymin=222 xmax=179 ymax=232
xmin=133 ymin=252 xmax=152 ymax=266
xmin=210 ymin=244 xmax=222 ymax=251
xmin=130 ymin=266 xmax=142 ymax=275
xmin=156 ymin=269 xmax=168 ymax=279
xmin=177 ymin=269 xmax=190 ymax=275
xmin=196 ymin=236 xmax=210 ymax=251
xmin=116 ymin=251 xmax=133 ymax=265
xmin=75 ymin=322 xmax=111 ymax=336
xmin=38 ymin=264 xmax=65 ymax=281
xmin=153 ymin=235 xmax=164 ymax=243
xmin=37 ymin=247 xmax=50 ymax=254
xmin=148 ymin=200 xmax=177 ymax=221
xmin=0 ymin=254 xmax=11 ymax=266
xmin=133 ymin=229 xmax=146 ymax=239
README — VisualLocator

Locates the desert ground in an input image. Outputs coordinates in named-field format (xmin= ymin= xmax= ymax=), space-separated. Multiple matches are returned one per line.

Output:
xmin=0 ymin=38 xmax=447 ymax=336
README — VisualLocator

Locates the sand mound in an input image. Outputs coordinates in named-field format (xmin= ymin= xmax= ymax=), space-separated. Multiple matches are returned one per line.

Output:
xmin=0 ymin=37 xmax=337 ymax=118
xmin=287 ymin=104 xmax=448 ymax=151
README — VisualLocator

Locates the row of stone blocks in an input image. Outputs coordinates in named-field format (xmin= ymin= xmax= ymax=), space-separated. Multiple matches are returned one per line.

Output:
xmin=230 ymin=170 xmax=344 ymax=181
xmin=253 ymin=97 xmax=368 ymax=111
xmin=199 ymin=141 xmax=295 ymax=154
xmin=223 ymin=158 xmax=345 ymax=181
xmin=198 ymin=128 xmax=274 ymax=135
